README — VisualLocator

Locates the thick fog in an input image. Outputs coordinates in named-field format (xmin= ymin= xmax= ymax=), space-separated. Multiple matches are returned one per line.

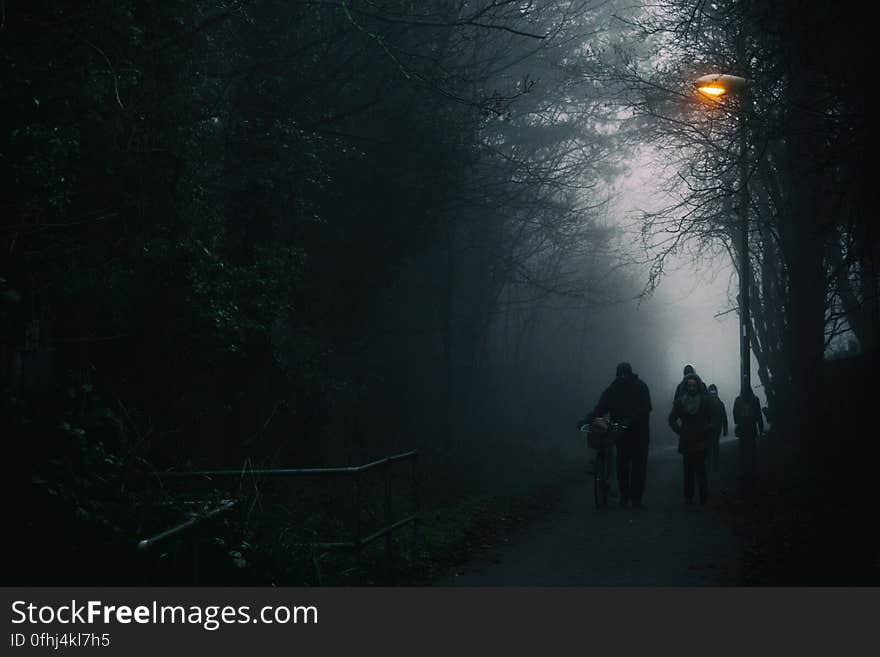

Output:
xmin=447 ymin=143 xmax=770 ymax=493
xmin=608 ymin=149 xmax=763 ymax=437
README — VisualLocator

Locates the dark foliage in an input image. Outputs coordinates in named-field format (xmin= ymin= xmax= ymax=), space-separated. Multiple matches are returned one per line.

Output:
xmin=3 ymin=1 xmax=625 ymax=584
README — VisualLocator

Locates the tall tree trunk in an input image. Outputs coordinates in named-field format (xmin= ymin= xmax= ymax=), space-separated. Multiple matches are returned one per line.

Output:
xmin=779 ymin=60 xmax=829 ymax=448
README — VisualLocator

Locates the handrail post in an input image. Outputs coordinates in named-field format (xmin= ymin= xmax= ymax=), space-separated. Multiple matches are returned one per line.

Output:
xmin=411 ymin=452 xmax=419 ymax=555
xmin=353 ymin=468 xmax=362 ymax=577
xmin=384 ymin=457 xmax=394 ymax=585
xmin=353 ymin=470 xmax=361 ymax=547
xmin=192 ymin=540 xmax=201 ymax=585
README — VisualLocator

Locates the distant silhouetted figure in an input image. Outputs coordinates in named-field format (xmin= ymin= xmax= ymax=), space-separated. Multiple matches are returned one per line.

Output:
xmin=733 ymin=388 xmax=764 ymax=483
xmin=673 ymin=363 xmax=708 ymax=402
xmin=580 ymin=362 xmax=652 ymax=508
xmin=706 ymin=384 xmax=728 ymax=473
xmin=762 ymin=405 xmax=773 ymax=436
xmin=668 ymin=373 xmax=712 ymax=506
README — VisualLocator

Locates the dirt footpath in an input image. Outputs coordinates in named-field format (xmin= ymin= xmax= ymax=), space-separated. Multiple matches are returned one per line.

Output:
xmin=445 ymin=439 xmax=743 ymax=585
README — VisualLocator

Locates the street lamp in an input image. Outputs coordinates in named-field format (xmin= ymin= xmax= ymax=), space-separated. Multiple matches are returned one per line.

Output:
xmin=693 ymin=73 xmax=751 ymax=400
xmin=694 ymin=73 xmax=747 ymax=98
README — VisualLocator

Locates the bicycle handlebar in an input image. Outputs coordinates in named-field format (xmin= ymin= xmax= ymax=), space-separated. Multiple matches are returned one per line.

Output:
xmin=580 ymin=420 xmax=629 ymax=433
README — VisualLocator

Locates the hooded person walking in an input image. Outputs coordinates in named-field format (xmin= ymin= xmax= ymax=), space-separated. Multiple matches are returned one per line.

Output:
xmin=706 ymin=384 xmax=728 ymax=473
xmin=668 ymin=373 xmax=712 ymax=506
xmin=733 ymin=387 xmax=764 ymax=485
xmin=673 ymin=364 xmax=708 ymax=402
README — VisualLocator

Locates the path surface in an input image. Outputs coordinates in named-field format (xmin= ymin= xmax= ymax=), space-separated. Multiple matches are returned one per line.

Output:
xmin=445 ymin=439 xmax=743 ymax=585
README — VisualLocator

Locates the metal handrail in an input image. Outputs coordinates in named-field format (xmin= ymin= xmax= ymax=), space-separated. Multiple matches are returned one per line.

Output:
xmin=151 ymin=450 xmax=419 ymax=479
xmin=143 ymin=451 xmax=419 ymax=583
xmin=356 ymin=513 xmax=420 ymax=548
xmin=137 ymin=499 xmax=237 ymax=551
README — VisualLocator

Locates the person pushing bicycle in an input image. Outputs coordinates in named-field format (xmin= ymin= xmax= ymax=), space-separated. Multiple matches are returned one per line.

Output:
xmin=578 ymin=362 xmax=652 ymax=508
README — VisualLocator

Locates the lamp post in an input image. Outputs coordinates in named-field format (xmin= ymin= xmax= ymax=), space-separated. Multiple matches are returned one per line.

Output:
xmin=694 ymin=73 xmax=751 ymax=400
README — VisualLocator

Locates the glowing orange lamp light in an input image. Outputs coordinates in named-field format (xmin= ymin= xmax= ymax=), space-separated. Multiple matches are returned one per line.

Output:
xmin=694 ymin=73 xmax=747 ymax=99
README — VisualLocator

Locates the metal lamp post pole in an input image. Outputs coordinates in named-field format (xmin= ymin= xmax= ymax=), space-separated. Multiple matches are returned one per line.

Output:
xmin=694 ymin=73 xmax=751 ymax=398
xmin=737 ymin=88 xmax=751 ymax=399
xmin=695 ymin=71 xmax=753 ymax=483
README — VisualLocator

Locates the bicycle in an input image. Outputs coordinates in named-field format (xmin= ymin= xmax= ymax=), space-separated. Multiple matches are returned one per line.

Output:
xmin=580 ymin=419 xmax=628 ymax=508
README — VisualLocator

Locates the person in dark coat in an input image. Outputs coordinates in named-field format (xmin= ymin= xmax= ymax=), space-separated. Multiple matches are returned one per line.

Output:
xmin=580 ymin=362 xmax=652 ymax=508
xmin=733 ymin=388 xmax=764 ymax=482
xmin=673 ymin=363 xmax=708 ymax=402
xmin=668 ymin=373 xmax=712 ymax=506
xmin=706 ymin=383 xmax=728 ymax=473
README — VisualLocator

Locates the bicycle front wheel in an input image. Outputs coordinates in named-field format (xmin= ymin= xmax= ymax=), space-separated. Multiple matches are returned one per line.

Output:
xmin=594 ymin=449 xmax=608 ymax=508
